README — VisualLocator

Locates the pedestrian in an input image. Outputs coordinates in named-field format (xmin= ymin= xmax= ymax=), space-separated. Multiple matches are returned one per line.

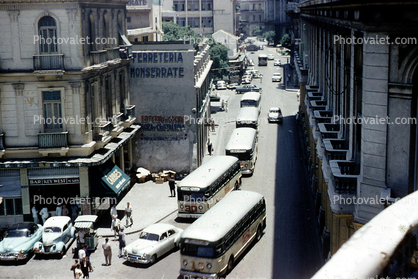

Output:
xmin=78 ymin=243 xmax=86 ymax=261
xmin=168 ymin=175 xmax=176 ymax=197
xmin=39 ymin=206 xmax=49 ymax=225
xmin=77 ymin=228 xmax=86 ymax=255
xmin=32 ymin=205 xmax=39 ymax=224
xmin=74 ymin=264 xmax=83 ymax=279
xmin=56 ymin=203 xmax=62 ymax=216
xmin=70 ymin=259 xmax=79 ymax=279
xmin=102 ymin=238 xmax=112 ymax=266
xmin=83 ymin=244 xmax=90 ymax=260
xmin=110 ymin=204 xmax=118 ymax=219
xmin=80 ymin=256 xmax=93 ymax=278
xmin=111 ymin=215 xmax=121 ymax=239
xmin=71 ymin=204 xmax=79 ymax=223
xmin=124 ymin=202 xmax=133 ymax=228
xmin=118 ymin=228 xmax=126 ymax=258
xmin=225 ymin=100 xmax=228 ymax=112
xmin=62 ymin=205 xmax=70 ymax=217
xmin=221 ymin=99 xmax=225 ymax=111
xmin=211 ymin=118 xmax=215 ymax=132
xmin=207 ymin=138 xmax=213 ymax=156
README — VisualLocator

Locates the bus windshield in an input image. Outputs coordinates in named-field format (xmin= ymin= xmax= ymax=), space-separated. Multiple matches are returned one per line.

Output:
xmin=241 ymin=100 xmax=257 ymax=108
xmin=178 ymin=189 xmax=207 ymax=202
xmin=226 ymin=151 xmax=252 ymax=161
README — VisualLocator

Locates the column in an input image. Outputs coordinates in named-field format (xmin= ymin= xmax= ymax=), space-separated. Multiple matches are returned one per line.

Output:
xmin=8 ymin=11 xmax=21 ymax=65
xmin=20 ymin=169 xmax=30 ymax=219
xmin=79 ymin=167 xmax=91 ymax=214
xmin=13 ymin=83 xmax=25 ymax=138
xmin=70 ymin=82 xmax=82 ymax=141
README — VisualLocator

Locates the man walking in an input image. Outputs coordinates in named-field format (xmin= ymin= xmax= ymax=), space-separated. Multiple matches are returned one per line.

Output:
xmin=168 ymin=175 xmax=176 ymax=197
xmin=124 ymin=202 xmax=133 ymax=228
xmin=102 ymin=238 xmax=112 ymax=266
xmin=111 ymin=216 xmax=121 ymax=239
xmin=207 ymin=138 xmax=213 ymax=156
xmin=80 ymin=256 xmax=93 ymax=278
xmin=118 ymin=228 xmax=126 ymax=258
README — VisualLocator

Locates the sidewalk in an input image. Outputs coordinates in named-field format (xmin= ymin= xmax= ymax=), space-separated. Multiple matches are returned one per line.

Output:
xmin=96 ymin=180 xmax=178 ymax=237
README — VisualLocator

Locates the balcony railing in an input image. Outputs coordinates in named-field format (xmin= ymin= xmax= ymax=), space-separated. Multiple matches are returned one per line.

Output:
xmin=38 ymin=132 xmax=68 ymax=148
xmin=33 ymin=54 xmax=64 ymax=70
xmin=324 ymin=139 xmax=348 ymax=160
xmin=106 ymin=47 xmax=121 ymax=60
xmin=314 ymin=110 xmax=333 ymax=123
xmin=310 ymin=100 xmax=327 ymax=111
xmin=93 ymin=121 xmax=112 ymax=142
xmin=312 ymin=190 xmax=418 ymax=279
xmin=0 ymin=133 xmax=4 ymax=150
xmin=318 ymin=123 xmax=339 ymax=139
xmin=91 ymin=50 xmax=107 ymax=65
xmin=330 ymin=160 xmax=359 ymax=195
xmin=126 ymin=105 xmax=136 ymax=119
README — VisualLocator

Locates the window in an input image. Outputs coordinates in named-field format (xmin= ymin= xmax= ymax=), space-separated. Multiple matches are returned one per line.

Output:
xmin=253 ymin=4 xmax=255 ymax=10
xmin=143 ymin=36 xmax=148 ymax=42
xmin=177 ymin=17 xmax=186 ymax=27
xmin=160 ymin=232 xmax=168 ymax=240
xmin=253 ymin=15 xmax=255 ymax=21
xmin=259 ymin=15 xmax=262 ymax=22
xmin=0 ymin=198 xmax=22 ymax=216
xmin=202 ymin=17 xmax=213 ymax=27
xmin=127 ymin=17 xmax=131 ymax=23
xmin=38 ymin=16 xmax=57 ymax=54
xmin=43 ymin=91 xmax=62 ymax=132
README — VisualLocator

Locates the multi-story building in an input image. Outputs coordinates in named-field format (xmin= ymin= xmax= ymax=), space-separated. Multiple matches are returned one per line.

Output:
xmin=129 ymin=40 xmax=212 ymax=172
xmin=126 ymin=0 xmax=163 ymax=43
xmin=237 ymin=0 xmax=265 ymax=37
xmin=0 ymin=0 xmax=139 ymax=227
xmin=265 ymin=0 xmax=301 ymax=41
xmin=161 ymin=0 xmax=238 ymax=36
xmin=292 ymin=0 xmax=418 ymax=259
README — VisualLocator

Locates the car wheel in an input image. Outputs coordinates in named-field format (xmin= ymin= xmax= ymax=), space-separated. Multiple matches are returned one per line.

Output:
xmin=150 ymin=254 xmax=157 ymax=265
xmin=227 ymin=256 xmax=234 ymax=273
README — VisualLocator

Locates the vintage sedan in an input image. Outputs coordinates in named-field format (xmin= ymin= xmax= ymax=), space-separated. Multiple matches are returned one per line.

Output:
xmin=34 ymin=216 xmax=76 ymax=256
xmin=236 ymin=84 xmax=262 ymax=94
xmin=123 ymin=223 xmax=183 ymax=265
xmin=0 ymin=222 xmax=42 ymax=261
xmin=268 ymin=107 xmax=283 ymax=123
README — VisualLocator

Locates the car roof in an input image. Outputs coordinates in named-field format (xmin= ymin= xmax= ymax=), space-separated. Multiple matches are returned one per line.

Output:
xmin=8 ymin=222 xmax=38 ymax=231
xmin=43 ymin=216 xmax=71 ymax=228
xmin=142 ymin=223 xmax=178 ymax=235
xmin=270 ymin=107 xmax=279 ymax=111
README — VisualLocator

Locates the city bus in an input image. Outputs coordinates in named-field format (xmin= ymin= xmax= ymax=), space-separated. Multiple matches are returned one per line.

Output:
xmin=179 ymin=190 xmax=267 ymax=278
xmin=240 ymin=92 xmax=262 ymax=115
xmin=177 ymin=156 xmax=242 ymax=218
xmin=258 ymin=54 xmax=268 ymax=66
xmin=235 ymin=107 xmax=259 ymax=130
xmin=225 ymin=128 xmax=258 ymax=175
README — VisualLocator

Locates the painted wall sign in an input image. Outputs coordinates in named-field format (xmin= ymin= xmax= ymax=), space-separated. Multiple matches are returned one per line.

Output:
xmin=131 ymin=52 xmax=185 ymax=79
xmin=29 ymin=177 xmax=80 ymax=186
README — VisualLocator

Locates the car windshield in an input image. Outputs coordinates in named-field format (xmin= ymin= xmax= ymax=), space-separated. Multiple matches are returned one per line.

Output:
xmin=273 ymin=73 xmax=281 ymax=76
xmin=5 ymin=229 xmax=30 ymax=238
xmin=139 ymin=232 xmax=160 ymax=241
xmin=44 ymin=227 xmax=62 ymax=233
xmin=270 ymin=109 xmax=279 ymax=113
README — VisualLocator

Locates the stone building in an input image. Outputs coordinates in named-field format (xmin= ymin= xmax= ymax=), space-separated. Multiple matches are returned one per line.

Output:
xmin=292 ymin=0 xmax=418 ymax=258
xmin=130 ymin=41 xmax=212 ymax=172
xmin=161 ymin=0 xmax=238 ymax=36
xmin=0 ymin=0 xmax=138 ymax=227
xmin=126 ymin=0 xmax=163 ymax=43
xmin=237 ymin=0 xmax=265 ymax=37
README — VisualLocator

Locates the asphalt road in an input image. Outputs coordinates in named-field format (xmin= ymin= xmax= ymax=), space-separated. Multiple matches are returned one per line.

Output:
xmin=0 ymin=44 xmax=323 ymax=279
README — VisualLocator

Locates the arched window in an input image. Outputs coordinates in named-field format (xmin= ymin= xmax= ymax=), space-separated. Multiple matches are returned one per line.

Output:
xmin=38 ymin=16 xmax=57 ymax=54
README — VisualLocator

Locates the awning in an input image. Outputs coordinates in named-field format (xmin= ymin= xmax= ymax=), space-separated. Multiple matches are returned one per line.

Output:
xmin=74 ymin=215 xmax=98 ymax=228
xmin=98 ymin=161 xmax=130 ymax=196
xmin=0 ymin=170 xmax=21 ymax=198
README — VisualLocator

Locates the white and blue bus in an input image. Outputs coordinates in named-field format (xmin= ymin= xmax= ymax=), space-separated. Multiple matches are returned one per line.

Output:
xmin=225 ymin=128 xmax=258 ymax=175
xmin=235 ymin=107 xmax=259 ymax=130
xmin=179 ymin=190 xmax=267 ymax=278
xmin=240 ymin=92 xmax=262 ymax=115
xmin=177 ymin=156 xmax=242 ymax=218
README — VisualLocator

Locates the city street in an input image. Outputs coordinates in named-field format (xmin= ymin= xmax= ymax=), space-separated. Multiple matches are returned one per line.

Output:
xmin=0 ymin=45 xmax=323 ymax=279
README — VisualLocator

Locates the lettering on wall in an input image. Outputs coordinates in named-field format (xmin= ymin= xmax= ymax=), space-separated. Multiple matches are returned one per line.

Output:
xmin=131 ymin=52 xmax=185 ymax=79
xmin=140 ymin=115 xmax=187 ymax=141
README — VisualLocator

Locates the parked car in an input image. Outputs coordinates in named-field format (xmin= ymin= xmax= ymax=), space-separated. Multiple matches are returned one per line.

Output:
xmin=216 ymin=80 xmax=227 ymax=90
xmin=210 ymin=91 xmax=221 ymax=102
xmin=274 ymin=59 xmax=281 ymax=66
xmin=241 ymin=77 xmax=251 ymax=84
xmin=268 ymin=107 xmax=283 ymax=123
xmin=0 ymin=222 xmax=42 ymax=261
xmin=34 ymin=216 xmax=76 ymax=256
xmin=236 ymin=84 xmax=262 ymax=93
xmin=272 ymin=73 xmax=282 ymax=82
xmin=73 ymin=215 xmax=98 ymax=251
xmin=123 ymin=223 xmax=183 ymax=265
xmin=227 ymin=83 xmax=239 ymax=89
xmin=267 ymin=54 xmax=275 ymax=60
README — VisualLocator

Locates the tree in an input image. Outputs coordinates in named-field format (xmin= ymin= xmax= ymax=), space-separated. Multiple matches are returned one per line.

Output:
xmin=251 ymin=26 xmax=263 ymax=37
xmin=162 ymin=21 xmax=202 ymax=49
xmin=263 ymin=31 xmax=276 ymax=45
xmin=210 ymin=43 xmax=229 ymax=79
xmin=280 ymin=33 xmax=291 ymax=49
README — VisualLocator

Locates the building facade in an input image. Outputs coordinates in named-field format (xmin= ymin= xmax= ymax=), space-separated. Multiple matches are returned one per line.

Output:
xmin=0 ymin=0 xmax=139 ymax=227
xmin=292 ymin=0 xmax=418 ymax=258
xmin=237 ymin=0 xmax=265 ymax=37
xmin=126 ymin=0 xmax=163 ymax=43
xmin=161 ymin=0 xmax=238 ymax=36
xmin=130 ymin=41 xmax=212 ymax=172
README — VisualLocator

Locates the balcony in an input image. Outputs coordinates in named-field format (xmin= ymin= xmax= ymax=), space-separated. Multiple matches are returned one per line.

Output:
xmin=123 ymin=105 xmax=136 ymax=128
xmin=318 ymin=123 xmax=339 ymax=139
xmin=310 ymin=100 xmax=327 ymax=111
xmin=94 ymin=121 xmax=112 ymax=149
xmin=106 ymin=47 xmax=121 ymax=60
xmin=312 ymin=190 xmax=418 ymax=279
xmin=330 ymin=160 xmax=359 ymax=195
xmin=307 ymin=91 xmax=323 ymax=102
xmin=38 ymin=131 xmax=69 ymax=156
xmin=91 ymin=50 xmax=107 ymax=65
xmin=33 ymin=54 xmax=64 ymax=70
xmin=314 ymin=110 xmax=333 ymax=123
xmin=111 ymin=113 xmax=124 ymax=137
xmin=324 ymin=139 xmax=348 ymax=160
